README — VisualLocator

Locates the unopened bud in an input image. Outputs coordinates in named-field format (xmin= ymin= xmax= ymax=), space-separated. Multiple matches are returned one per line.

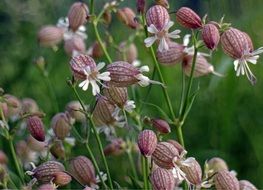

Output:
xmin=151 ymin=118 xmax=171 ymax=134
xmin=207 ymin=157 xmax=228 ymax=175
xmin=103 ymin=83 xmax=128 ymax=108
xmin=239 ymin=180 xmax=257 ymax=190
xmin=38 ymin=26 xmax=63 ymax=47
xmin=136 ymin=0 xmax=145 ymax=13
xmin=66 ymin=101 xmax=86 ymax=122
xmin=202 ymin=24 xmax=220 ymax=50
xmin=117 ymin=42 xmax=138 ymax=64
xmin=146 ymin=5 xmax=170 ymax=31
xmin=150 ymin=167 xmax=175 ymax=190
xmin=26 ymin=116 xmax=45 ymax=142
xmin=69 ymin=156 xmax=96 ymax=186
xmin=167 ymin=140 xmax=184 ymax=155
xmin=155 ymin=0 xmax=169 ymax=9
xmin=176 ymin=7 xmax=202 ymax=29
xmin=64 ymin=36 xmax=86 ymax=56
xmin=181 ymin=159 xmax=202 ymax=185
xmin=104 ymin=138 xmax=126 ymax=156
xmin=152 ymin=142 xmax=179 ymax=169
xmin=90 ymin=41 xmax=104 ymax=59
xmin=68 ymin=2 xmax=89 ymax=31
xmin=51 ymin=113 xmax=71 ymax=140
xmin=21 ymin=98 xmax=39 ymax=114
xmin=53 ymin=171 xmax=72 ymax=186
xmin=117 ymin=7 xmax=138 ymax=29
xmin=214 ymin=170 xmax=239 ymax=190
xmin=50 ymin=140 xmax=66 ymax=159
xmin=138 ymin=130 xmax=157 ymax=156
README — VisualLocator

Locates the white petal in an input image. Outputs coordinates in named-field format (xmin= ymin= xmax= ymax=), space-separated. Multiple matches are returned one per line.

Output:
xmin=158 ymin=37 xmax=169 ymax=52
xmin=90 ymin=80 xmax=100 ymax=96
xmin=79 ymin=80 xmax=89 ymax=91
xmin=252 ymin=47 xmax=263 ymax=55
xmin=84 ymin=66 xmax=91 ymax=75
xmin=96 ymin=62 xmax=106 ymax=71
xmin=167 ymin=30 xmax=181 ymax=39
xmin=124 ymin=100 xmax=136 ymax=112
xmin=164 ymin=21 xmax=174 ymax=31
xmin=136 ymin=74 xmax=150 ymax=87
xmin=144 ymin=36 xmax=157 ymax=47
xmin=139 ymin=65 xmax=150 ymax=73
xmin=97 ymin=72 xmax=111 ymax=81
xmin=233 ymin=60 xmax=239 ymax=71
xmin=132 ymin=60 xmax=141 ymax=67
xmin=246 ymin=55 xmax=259 ymax=64
xmin=147 ymin=24 xmax=159 ymax=34
xmin=183 ymin=34 xmax=191 ymax=46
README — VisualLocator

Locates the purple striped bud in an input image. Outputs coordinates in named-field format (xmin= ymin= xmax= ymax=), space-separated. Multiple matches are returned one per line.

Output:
xmin=93 ymin=96 xmax=116 ymax=126
xmin=38 ymin=26 xmax=63 ymax=47
xmin=138 ymin=130 xmax=158 ymax=156
xmin=176 ymin=7 xmax=202 ymax=29
xmin=50 ymin=140 xmax=66 ymax=159
xmin=66 ymin=101 xmax=85 ymax=122
xmin=167 ymin=140 xmax=184 ymax=155
xmin=136 ymin=0 xmax=145 ymax=13
xmin=26 ymin=116 xmax=45 ymax=142
xmin=51 ymin=113 xmax=71 ymax=140
xmin=64 ymin=36 xmax=86 ymax=56
xmin=69 ymin=156 xmax=96 ymax=186
xmin=107 ymin=61 xmax=151 ymax=87
xmin=152 ymin=142 xmax=179 ymax=169
xmin=146 ymin=5 xmax=170 ymax=31
xmin=151 ymin=118 xmax=171 ymax=134
xmin=90 ymin=41 xmax=104 ymax=59
xmin=21 ymin=98 xmax=39 ymax=114
xmin=157 ymin=41 xmax=185 ymax=66
xmin=214 ymin=170 xmax=239 ymax=190
xmin=68 ymin=2 xmax=89 ymax=31
xmin=103 ymin=83 xmax=128 ymax=108
xmin=32 ymin=161 xmax=65 ymax=184
xmin=181 ymin=159 xmax=202 ymax=185
xmin=117 ymin=7 xmax=139 ymax=29
xmin=202 ymin=24 xmax=220 ymax=50
xmin=151 ymin=168 xmax=176 ymax=190
xmin=53 ymin=171 xmax=72 ymax=187
xmin=239 ymin=180 xmax=257 ymax=190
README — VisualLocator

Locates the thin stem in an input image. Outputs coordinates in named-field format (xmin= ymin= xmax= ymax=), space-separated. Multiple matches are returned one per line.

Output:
xmin=178 ymin=64 xmax=186 ymax=116
xmin=85 ymin=143 xmax=108 ymax=189
xmin=89 ymin=117 xmax=114 ymax=189
xmin=127 ymin=150 xmax=139 ymax=181
xmin=142 ymin=156 xmax=148 ymax=189
xmin=90 ymin=0 xmax=94 ymax=15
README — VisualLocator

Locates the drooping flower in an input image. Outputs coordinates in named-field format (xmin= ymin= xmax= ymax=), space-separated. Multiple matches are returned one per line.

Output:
xmin=70 ymin=55 xmax=111 ymax=96
xmin=221 ymin=28 xmax=263 ymax=85
xmin=144 ymin=5 xmax=180 ymax=52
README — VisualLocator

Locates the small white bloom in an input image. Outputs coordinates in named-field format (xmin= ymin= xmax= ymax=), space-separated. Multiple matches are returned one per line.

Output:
xmin=233 ymin=46 xmax=263 ymax=85
xmin=183 ymin=34 xmax=210 ymax=57
xmin=124 ymin=100 xmax=136 ymax=113
xmin=144 ymin=21 xmax=181 ymax=52
xmin=79 ymin=62 xmax=111 ymax=96
xmin=57 ymin=17 xmax=87 ymax=40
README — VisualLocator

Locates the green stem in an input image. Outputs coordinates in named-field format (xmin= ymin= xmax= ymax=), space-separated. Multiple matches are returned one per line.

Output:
xmin=142 ymin=156 xmax=149 ymax=189
xmin=127 ymin=150 xmax=139 ymax=181
xmin=85 ymin=143 xmax=108 ymax=189
xmin=70 ymin=84 xmax=113 ymax=189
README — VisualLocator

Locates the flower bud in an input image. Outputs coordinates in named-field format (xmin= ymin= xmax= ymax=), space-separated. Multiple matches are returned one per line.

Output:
xmin=117 ymin=7 xmax=138 ymax=29
xmin=150 ymin=167 xmax=175 ymax=190
xmin=167 ymin=140 xmax=184 ymax=155
xmin=102 ymin=10 xmax=112 ymax=25
xmin=151 ymin=118 xmax=171 ymax=134
xmin=207 ymin=157 xmax=228 ymax=175
xmin=69 ymin=156 xmax=96 ymax=186
xmin=32 ymin=161 xmax=65 ymax=184
xmin=4 ymin=94 xmax=21 ymax=118
xmin=242 ymin=32 xmax=254 ymax=52
xmin=107 ymin=61 xmax=148 ymax=87
xmin=103 ymin=83 xmax=128 ymax=108
xmin=157 ymin=41 xmax=185 ymax=66
xmin=93 ymin=96 xmax=116 ymax=126
xmin=181 ymin=159 xmax=202 ymax=185
xmin=27 ymin=135 xmax=46 ymax=152
xmin=183 ymin=55 xmax=216 ymax=77
xmin=70 ymin=54 xmax=96 ymax=80
xmin=64 ymin=36 xmax=86 ymax=56
xmin=138 ymin=130 xmax=158 ymax=156
xmin=66 ymin=101 xmax=85 ymax=122
xmin=136 ymin=0 xmax=145 ymax=13
xmin=50 ymin=140 xmax=66 ymax=159
xmin=239 ymin=180 xmax=257 ymax=190
xmin=146 ymin=5 xmax=170 ymax=31
xmin=38 ymin=26 xmax=63 ymax=47
xmin=51 ymin=113 xmax=71 ymax=140
xmin=155 ymin=0 xmax=169 ymax=9
xmin=152 ymin=142 xmax=179 ymax=169
xmin=90 ymin=41 xmax=104 ymax=59
xmin=68 ymin=2 xmax=89 ymax=31
xmin=26 ymin=116 xmax=45 ymax=142
xmin=21 ymin=98 xmax=39 ymax=114
xmin=214 ymin=170 xmax=239 ymax=190
xmin=202 ymin=24 xmax=220 ymax=50
xmin=104 ymin=138 xmax=126 ymax=156
xmin=176 ymin=7 xmax=202 ymax=29
xmin=53 ymin=171 xmax=72 ymax=186
xmin=117 ymin=42 xmax=138 ymax=64
xmin=221 ymin=28 xmax=249 ymax=59
xmin=0 ymin=151 xmax=7 ymax=165
xmin=38 ymin=184 xmax=56 ymax=190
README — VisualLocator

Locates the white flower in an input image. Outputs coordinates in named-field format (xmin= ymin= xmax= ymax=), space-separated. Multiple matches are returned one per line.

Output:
xmin=124 ymin=100 xmax=136 ymax=112
xmin=233 ymin=46 xmax=263 ymax=85
xmin=144 ymin=21 xmax=181 ymax=52
xmin=78 ymin=62 xmax=111 ymax=96
xmin=183 ymin=34 xmax=210 ymax=57
xmin=57 ymin=17 xmax=87 ymax=40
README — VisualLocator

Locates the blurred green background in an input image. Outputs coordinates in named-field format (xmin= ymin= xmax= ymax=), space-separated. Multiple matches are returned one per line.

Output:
xmin=0 ymin=0 xmax=263 ymax=188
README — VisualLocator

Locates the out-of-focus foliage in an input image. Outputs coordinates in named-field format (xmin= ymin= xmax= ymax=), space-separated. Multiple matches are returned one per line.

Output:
xmin=0 ymin=0 xmax=263 ymax=187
